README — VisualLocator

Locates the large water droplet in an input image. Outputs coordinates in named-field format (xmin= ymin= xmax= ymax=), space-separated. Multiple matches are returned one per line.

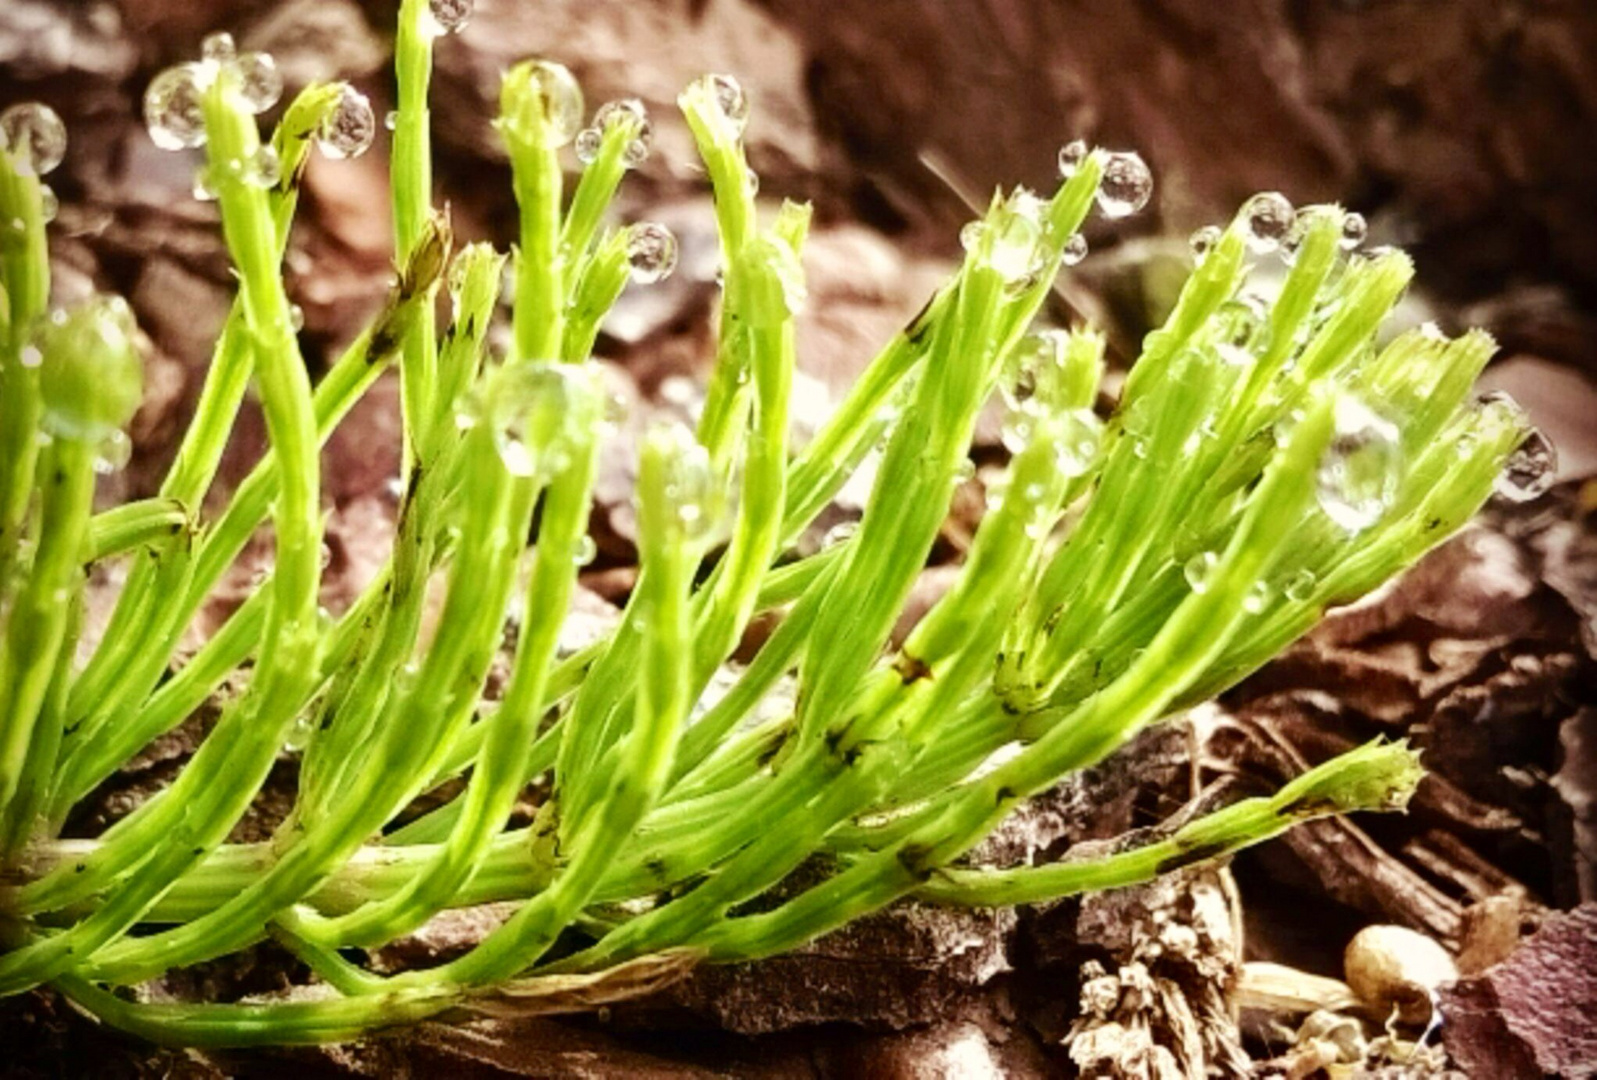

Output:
xmin=1242 ymin=580 xmax=1271 ymax=614
xmin=236 ymin=52 xmax=283 ymax=114
xmin=94 ymin=429 xmax=132 ymax=475
xmin=1496 ymin=429 xmax=1557 ymax=502
xmin=428 ymin=0 xmax=475 ymax=34
xmin=144 ymin=63 xmax=209 ymax=151
xmin=625 ymin=222 xmax=679 ymax=284
xmin=1057 ymin=139 xmax=1088 ymax=179
xmin=1241 ymin=191 xmax=1295 ymax=253
xmin=1095 ymin=151 xmax=1153 ymax=219
xmin=317 ymin=85 xmax=375 ymax=159
xmin=513 ymin=61 xmax=584 ymax=149
xmin=39 ymin=184 xmax=58 ymax=223
xmin=1 ymin=102 xmax=68 ymax=176
xmin=1061 ymin=232 xmax=1088 ymax=267
xmin=1184 ymin=551 xmax=1218 ymax=593
xmin=1316 ymin=397 xmax=1403 ymax=533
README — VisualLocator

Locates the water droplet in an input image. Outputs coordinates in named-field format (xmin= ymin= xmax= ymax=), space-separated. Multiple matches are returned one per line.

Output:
xmin=954 ymin=458 xmax=976 ymax=484
xmin=283 ymin=714 xmax=314 ymax=753
xmin=1095 ymin=150 xmax=1153 ymax=219
xmin=245 ymin=143 xmax=281 ymax=188
xmin=625 ymin=222 xmax=679 ymax=284
xmin=236 ymin=52 xmax=283 ymax=114
xmin=93 ymin=429 xmax=131 ymax=474
xmin=1057 ymin=138 xmax=1088 ymax=178
xmin=1184 ymin=551 xmax=1218 ymax=593
xmin=1055 ymin=408 xmax=1102 ymax=478
xmin=1242 ymin=580 xmax=1271 ymax=614
xmin=1495 ymin=429 xmax=1557 ymax=502
xmin=1189 ymin=224 xmax=1222 ymax=261
xmin=703 ymin=73 xmax=749 ymax=136
xmin=1061 ymin=232 xmax=1088 ymax=266
xmin=192 ymin=165 xmax=218 ymax=201
xmin=1000 ymin=410 xmax=1033 ymax=455
xmin=985 ymin=212 xmax=1043 ymax=291
xmin=317 ymin=85 xmax=375 ymax=159
xmin=1316 ymin=397 xmax=1403 ymax=533
xmin=288 ymin=303 xmax=305 ymax=332
xmin=201 ymin=32 xmax=236 ymax=63
xmin=428 ymin=0 xmax=474 ymax=34
xmin=574 ymin=534 xmax=597 ymax=566
xmin=593 ymin=98 xmax=651 ymax=168
xmin=384 ymin=109 xmax=399 ymax=132
xmin=1 ymin=102 xmax=68 ymax=176
xmin=19 ymin=344 xmax=43 ymax=369
xmin=1240 ymin=191 xmax=1295 ymax=253
xmin=507 ymin=60 xmax=584 ymax=149
xmin=745 ymin=166 xmax=760 ymax=196
xmin=144 ymin=63 xmax=209 ymax=151
xmin=1340 ymin=211 xmax=1367 ymax=250
xmin=1283 ymin=568 xmax=1317 ymax=603
xmin=39 ymin=184 xmax=58 ymax=223
xmin=822 ymin=520 xmax=858 ymax=548
xmin=573 ymin=127 xmax=602 ymax=164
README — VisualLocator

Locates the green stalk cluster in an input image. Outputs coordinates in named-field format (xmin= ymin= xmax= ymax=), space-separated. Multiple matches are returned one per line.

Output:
xmin=0 ymin=4 xmax=1544 ymax=1047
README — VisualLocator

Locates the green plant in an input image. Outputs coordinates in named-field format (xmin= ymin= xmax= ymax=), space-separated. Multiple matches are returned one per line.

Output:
xmin=0 ymin=0 xmax=1550 ymax=1048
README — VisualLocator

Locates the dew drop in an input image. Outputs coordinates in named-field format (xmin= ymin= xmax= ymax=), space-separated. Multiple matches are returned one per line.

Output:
xmin=1184 ymin=551 xmax=1218 ymax=593
xmin=384 ymin=109 xmax=399 ymax=132
xmin=1240 ymin=191 xmax=1296 ymax=253
xmin=593 ymin=98 xmax=652 ymax=168
xmin=145 ymin=63 xmax=209 ymax=151
xmin=288 ymin=303 xmax=305 ymax=332
xmin=1057 ymin=139 xmax=1088 ymax=179
xmin=574 ymin=534 xmax=597 ymax=566
xmin=624 ymin=222 xmax=679 ymax=284
xmin=39 ymin=184 xmax=58 ymax=223
xmin=985 ymin=213 xmax=1043 ymax=292
xmin=1495 ymin=429 xmax=1557 ymax=502
xmin=93 ymin=429 xmax=131 ymax=475
xmin=1340 ymin=211 xmax=1367 ymax=251
xmin=573 ymin=127 xmax=601 ymax=164
xmin=1061 ymin=232 xmax=1088 ymax=267
xmin=1055 ymin=408 xmax=1102 ymax=478
xmin=1242 ymin=579 xmax=1271 ymax=614
xmin=19 ymin=344 xmax=42 ymax=369
xmin=511 ymin=61 xmax=584 ymax=149
xmin=1283 ymin=568 xmax=1317 ymax=603
xmin=428 ymin=0 xmax=474 ymax=34
xmin=1316 ymin=397 xmax=1403 ymax=533
xmin=1095 ymin=151 xmax=1153 ymax=219
xmin=236 ymin=52 xmax=283 ymax=115
xmin=317 ymin=85 xmax=375 ymax=159
xmin=1189 ymin=224 xmax=1222 ymax=261
xmin=192 ymin=165 xmax=218 ymax=201
xmin=1 ymin=102 xmax=69 ymax=176
xmin=201 ymin=32 xmax=236 ymax=63
xmin=245 ymin=143 xmax=281 ymax=188
xmin=704 ymin=73 xmax=749 ymax=136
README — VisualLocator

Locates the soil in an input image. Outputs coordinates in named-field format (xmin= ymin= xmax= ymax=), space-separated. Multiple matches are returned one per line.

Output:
xmin=3 ymin=0 xmax=1596 ymax=1076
